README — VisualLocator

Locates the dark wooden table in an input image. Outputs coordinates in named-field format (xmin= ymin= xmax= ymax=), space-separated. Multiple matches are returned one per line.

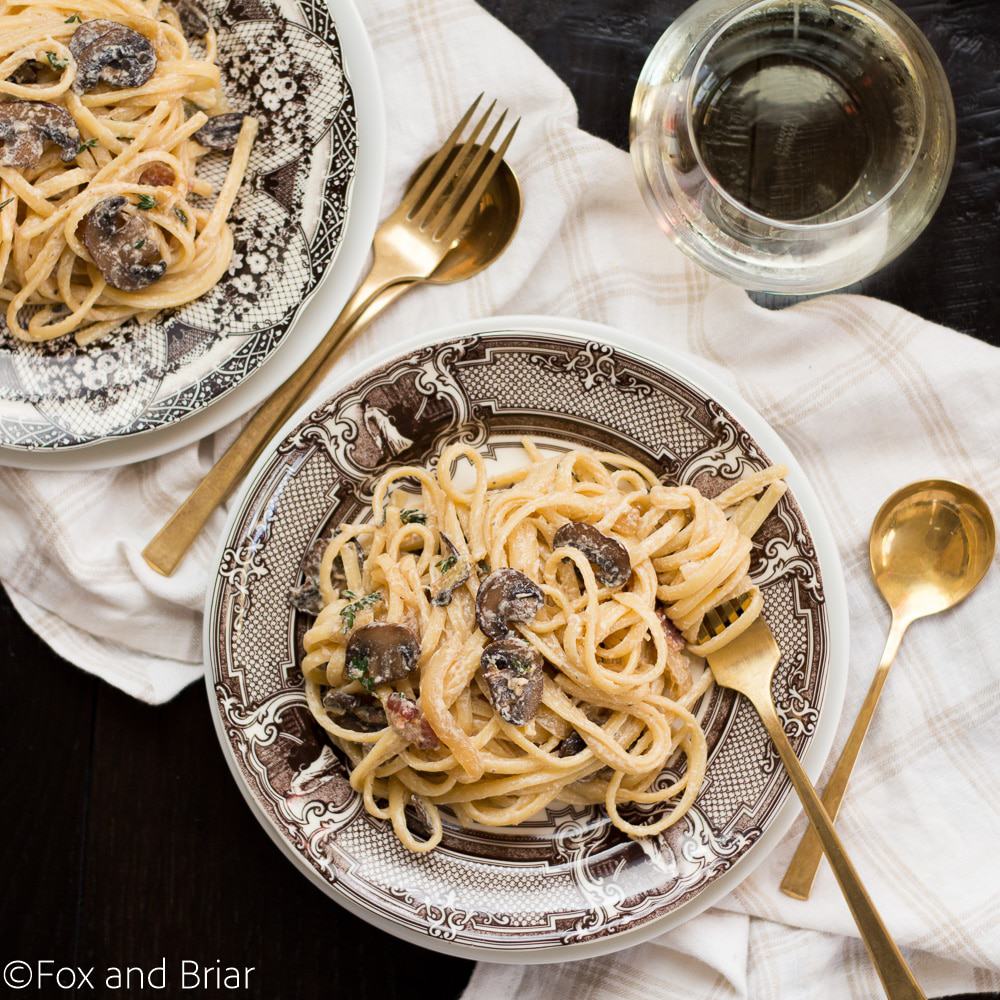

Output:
xmin=2 ymin=2 xmax=997 ymax=998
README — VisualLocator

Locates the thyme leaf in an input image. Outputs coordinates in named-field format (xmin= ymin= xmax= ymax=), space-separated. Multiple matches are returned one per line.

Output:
xmin=45 ymin=51 xmax=68 ymax=71
xmin=400 ymin=508 xmax=426 ymax=525
xmin=436 ymin=555 xmax=458 ymax=574
xmin=65 ymin=14 xmax=82 ymax=22
xmin=135 ymin=194 xmax=157 ymax=210
xmin=340 ymin=591 xmax=382 ymax=634
xmin=345 ymin=650 xmax=375 ymax=692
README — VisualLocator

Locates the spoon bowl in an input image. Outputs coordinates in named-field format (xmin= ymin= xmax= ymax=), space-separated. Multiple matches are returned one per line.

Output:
xmin=870 ymin=479 xmax=996 ymax=624
xmin=409 ymin=145 xmax=522 ymax=284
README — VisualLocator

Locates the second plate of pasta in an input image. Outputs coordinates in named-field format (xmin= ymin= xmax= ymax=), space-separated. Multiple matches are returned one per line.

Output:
xmin=0 ymin=0 xmax=382 ymax=454
xmin=205 ymin=316 xmax=848 ymax=962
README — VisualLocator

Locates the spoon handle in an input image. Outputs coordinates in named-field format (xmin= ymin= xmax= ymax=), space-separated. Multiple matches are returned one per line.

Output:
xmin=142 ymin=264 xmax=413 ymax=577
xmin=780 ymin=615 xmax=909 ymax=900
xmin=751 ymin=692 xmax=926 ymax=1000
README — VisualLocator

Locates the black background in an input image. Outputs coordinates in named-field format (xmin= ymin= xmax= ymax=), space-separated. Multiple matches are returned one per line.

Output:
xmin=2 ymin=2 xmax=997 ymax=998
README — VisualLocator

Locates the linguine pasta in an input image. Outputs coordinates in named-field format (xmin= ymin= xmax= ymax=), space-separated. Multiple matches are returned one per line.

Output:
xmin=301 ymin=439 xmax=787 ymax=853
xmin=0 ymin=0 xmax=257 ymax=345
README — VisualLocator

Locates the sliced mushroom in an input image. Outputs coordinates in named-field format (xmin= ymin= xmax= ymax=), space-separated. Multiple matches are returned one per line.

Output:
xmin=172 ymin=0 xmax=210 ymax=39
xmin=480 ymin=638 xmax=544 ymax=726
xmin=193 ymin=112 xmax=246 ymax=151
xmin=81 ymin=196 xmax=166 ymax=291
xmin=138 ymin=162 xmax=174 ymax=186
xmin=475 ymin=569 xmax=543 ymax=639
xmin=385 ymin=692 xmax=439 ymax=750
xmin=555 ymin=731 xmax=586 ymax=758
xmin=289 ymin=536 xmax=331 ymax=615
xmin=0 ymin=102 xmax=80 ymax=169
xmin=70 ymin=20 xmax=157 ymax=94
xmin=321 ymin=689 xmax=387 ymax=732
xmin=10 ymin=60 xmax=41 ymax=84
xmin=429 ymin=534 xmax=471 ymax=606
xmin=289 ymin=579 xmax=323 ymax=616
xmin=655 ymin=608 xmax=693 ymax=698
xmin=69 ymin=18 xmax=121 ymax=57
xmin=345 ymin=622 xmax=420 ymax=686
xmin=553 ymin=521 xmax=631 ymax=588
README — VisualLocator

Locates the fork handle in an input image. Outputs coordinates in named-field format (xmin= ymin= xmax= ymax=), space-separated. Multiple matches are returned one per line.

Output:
xmin=750 ymin=693 xmax=926 ymax=1000
xmin=780 ymin=615 xmax=909 ymax=900
xmin=142 ymin=260 xmax=414 ymax=576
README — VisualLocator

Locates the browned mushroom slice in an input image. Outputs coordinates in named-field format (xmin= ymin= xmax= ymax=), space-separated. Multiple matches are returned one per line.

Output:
xmin=0 ymin=102 xmax=80 ymax=169
xmin=321 ymin=689 xmax=387 ymax=732
xmin=289 ymin=535 xmax=333 ymax=615
xmin=70 ymin=20 xmax=156 ymax=94
xmin=172 ymin=0 xmax=210 ymax=39
xmin=555 ymin=731 xmax=586 ymax=757
xmin=68 ymin=18 xmax=121 ymax=58
xmin=655 ymin=608 xmax=692 ymax=697
xmin=138 ymin=162 xmax=174 ymax=186
xmin=345 ymin=622 xmax=420 ymax=687
xmin=553 ymin=521 xmax=631 ymax=588
xmin=479 ymin=638 xmax=544 ymax=725
xmin=192 ymin=113 xmax=246 ymax=151
xmin=475 ymin=568 xmax=543 ymax=639
xmin=288 ymin=578 xmax=323 ymax=616
xmin=10 ymin=60 xmax=41 ymax=84
xmin=429 ymin=534 xmax=471 ymax=606
xmin=81 ymin=196 xmax=166 ymax=291
xmin=385 ymin=692 xmax=439 ymax=750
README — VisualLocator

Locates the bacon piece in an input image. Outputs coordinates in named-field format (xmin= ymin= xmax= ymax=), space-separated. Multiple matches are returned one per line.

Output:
xmin=385 ymin=692 xmax=439 ymax=750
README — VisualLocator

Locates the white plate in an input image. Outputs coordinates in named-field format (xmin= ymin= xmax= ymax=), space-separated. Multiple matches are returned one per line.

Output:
xmin=0 ymin=0 xmax=384 ymax=468
xmin=204 ymin=314 xmax=848 ymax=963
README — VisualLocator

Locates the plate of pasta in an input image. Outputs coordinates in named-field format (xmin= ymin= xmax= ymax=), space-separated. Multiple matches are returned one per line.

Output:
xmin=205 ymin=315 xmax=848 ymax=962
xmin=0 ymin=0 xmax=382 ymax=454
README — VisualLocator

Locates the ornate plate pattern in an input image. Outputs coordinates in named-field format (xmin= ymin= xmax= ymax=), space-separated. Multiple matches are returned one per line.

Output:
xmin=206 ymin=326 xmax=840 ymax=958
xmin=0 ymin=0 xmax=358 ymax=450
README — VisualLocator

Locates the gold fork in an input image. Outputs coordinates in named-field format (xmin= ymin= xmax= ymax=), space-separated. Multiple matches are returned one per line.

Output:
xmin=701 ymin=599 xmax=925 ymax=999
xmin=143 ymin=96 xmax=519 ymax=576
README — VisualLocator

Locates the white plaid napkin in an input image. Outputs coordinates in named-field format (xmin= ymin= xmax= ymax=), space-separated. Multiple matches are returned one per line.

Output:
xmin=1 ymin=1 xmax=998 ymax=995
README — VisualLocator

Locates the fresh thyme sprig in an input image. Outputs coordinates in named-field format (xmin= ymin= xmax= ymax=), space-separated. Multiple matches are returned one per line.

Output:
xmin=340 ymin=591 xmax=382 ymax=633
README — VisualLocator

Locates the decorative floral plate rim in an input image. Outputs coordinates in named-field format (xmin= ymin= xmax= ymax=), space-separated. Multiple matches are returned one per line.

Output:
xmin=204 ymin=314 xmax=849 ymax=964
xmin=0 ymin=0 xmax=384 ymax=458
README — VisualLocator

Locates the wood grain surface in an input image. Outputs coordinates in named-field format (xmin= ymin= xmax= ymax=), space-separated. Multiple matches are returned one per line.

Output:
xmin=2 ymin=2 xmax=996 ymax=998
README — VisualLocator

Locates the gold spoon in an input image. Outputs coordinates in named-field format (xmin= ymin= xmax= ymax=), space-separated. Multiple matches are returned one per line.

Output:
xmin=143 ymin=144 xmax=521 ymax=576
xmin=781 ymin=479 xmax=995 ymax=900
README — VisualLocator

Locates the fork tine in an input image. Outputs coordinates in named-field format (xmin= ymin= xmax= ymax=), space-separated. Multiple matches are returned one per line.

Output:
xmin=399 ymin=93 xmax=483 ymax=214
xmin=421 ymin=108 xmax=508 ymax=233
xmin=411 ymin=99 xmax=498 ymax=224
xmin=701 ymin=607 xmax=725 ymax=642
xmin=698 ymin=595 xmax=752 ymax=643
xmin=434 ymin=116 xmax=520 ymax=244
